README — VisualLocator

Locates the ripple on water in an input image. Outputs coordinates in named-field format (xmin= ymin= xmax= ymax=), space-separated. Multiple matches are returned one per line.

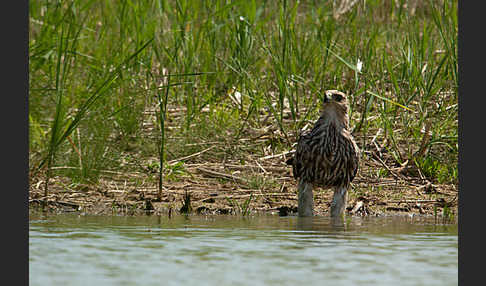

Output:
xmin=29 ymin=214 xmax=457 ymax=286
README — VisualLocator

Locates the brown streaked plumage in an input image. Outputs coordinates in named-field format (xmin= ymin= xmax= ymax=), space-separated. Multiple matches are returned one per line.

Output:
xmin=286 ymin=90 xmax=359 ymax=217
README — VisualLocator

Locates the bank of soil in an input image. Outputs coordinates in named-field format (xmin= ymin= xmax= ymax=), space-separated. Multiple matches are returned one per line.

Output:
xmin=29 ymin=152 xmax=458 ymax=219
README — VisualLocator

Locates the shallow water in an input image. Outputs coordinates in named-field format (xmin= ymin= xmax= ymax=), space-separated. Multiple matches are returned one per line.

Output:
xmin=29 ymin=213 xmax=457 ymax=286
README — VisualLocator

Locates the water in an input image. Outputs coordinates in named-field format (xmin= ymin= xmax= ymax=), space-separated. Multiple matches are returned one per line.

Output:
xmin=29 ymin=213 xmax=458 ymax=286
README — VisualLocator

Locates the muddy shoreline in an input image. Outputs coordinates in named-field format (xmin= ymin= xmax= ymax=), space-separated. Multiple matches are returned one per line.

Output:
xmin=29 ymin=158 xmax=458 ymax=220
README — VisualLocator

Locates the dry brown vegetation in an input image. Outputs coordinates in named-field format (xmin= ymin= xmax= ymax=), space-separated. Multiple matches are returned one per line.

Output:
xmin=30 ymin=103 xmax=457 ymax=219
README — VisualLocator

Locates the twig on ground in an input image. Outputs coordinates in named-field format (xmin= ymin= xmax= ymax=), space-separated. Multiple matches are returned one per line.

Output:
xmin=194 ymin=192 xmax=296 ymax=203
xmin=259 ymin=150 xmax=295 ymax=161
xmin=371 ymin=153 xmax=404 ymax=181
xmin=350 ymin=201 xmax=364 ymax=214
xmin=384 ymin=199 xmax=440 ymax=204
xmin=215 ymin=164 xmax=289 ymax=173
xmin=167 ymin=145 xmax=216 ymax=165
xmin=196 ymin=167 xmax=248 ymax=185
xmin=254 ymin=160 xmax=268 ymax=174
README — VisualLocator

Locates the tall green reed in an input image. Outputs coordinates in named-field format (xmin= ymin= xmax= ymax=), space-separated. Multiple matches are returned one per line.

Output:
xmin=29 ymin=0 xmax=458 ymax=187
xmin=31 ymin=0 xmax=154 ymax=207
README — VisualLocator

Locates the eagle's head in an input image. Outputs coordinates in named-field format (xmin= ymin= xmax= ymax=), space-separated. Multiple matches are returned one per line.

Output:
xmin=321 ymin=90 xmax=349 ymax=128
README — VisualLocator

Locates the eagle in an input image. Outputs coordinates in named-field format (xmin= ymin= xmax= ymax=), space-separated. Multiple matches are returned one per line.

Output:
xmin=286 ymin=90 xmax=359 ymax=217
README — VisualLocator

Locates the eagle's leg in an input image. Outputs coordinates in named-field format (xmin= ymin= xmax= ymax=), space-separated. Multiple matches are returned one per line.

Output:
xmin=298 ymin=180 xmax=314 ymax=217
xmin=330 ymin=186 xmax=348 ymax=218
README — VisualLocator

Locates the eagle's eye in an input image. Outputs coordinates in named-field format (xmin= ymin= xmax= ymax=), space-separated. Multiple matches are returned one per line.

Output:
xmin=333 ymin=93 xmax=344 ymax=102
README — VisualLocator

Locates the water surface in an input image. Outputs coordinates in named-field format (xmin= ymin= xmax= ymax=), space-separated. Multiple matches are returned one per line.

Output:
xmin=29 ymin=213 xmax=457 ymax=286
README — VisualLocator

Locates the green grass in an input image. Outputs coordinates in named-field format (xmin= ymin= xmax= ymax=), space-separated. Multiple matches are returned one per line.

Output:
xmin=226 ymin=193 xmax=253 ymax=216
xmin=29 ymin=0 xmax=458 ymax=188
